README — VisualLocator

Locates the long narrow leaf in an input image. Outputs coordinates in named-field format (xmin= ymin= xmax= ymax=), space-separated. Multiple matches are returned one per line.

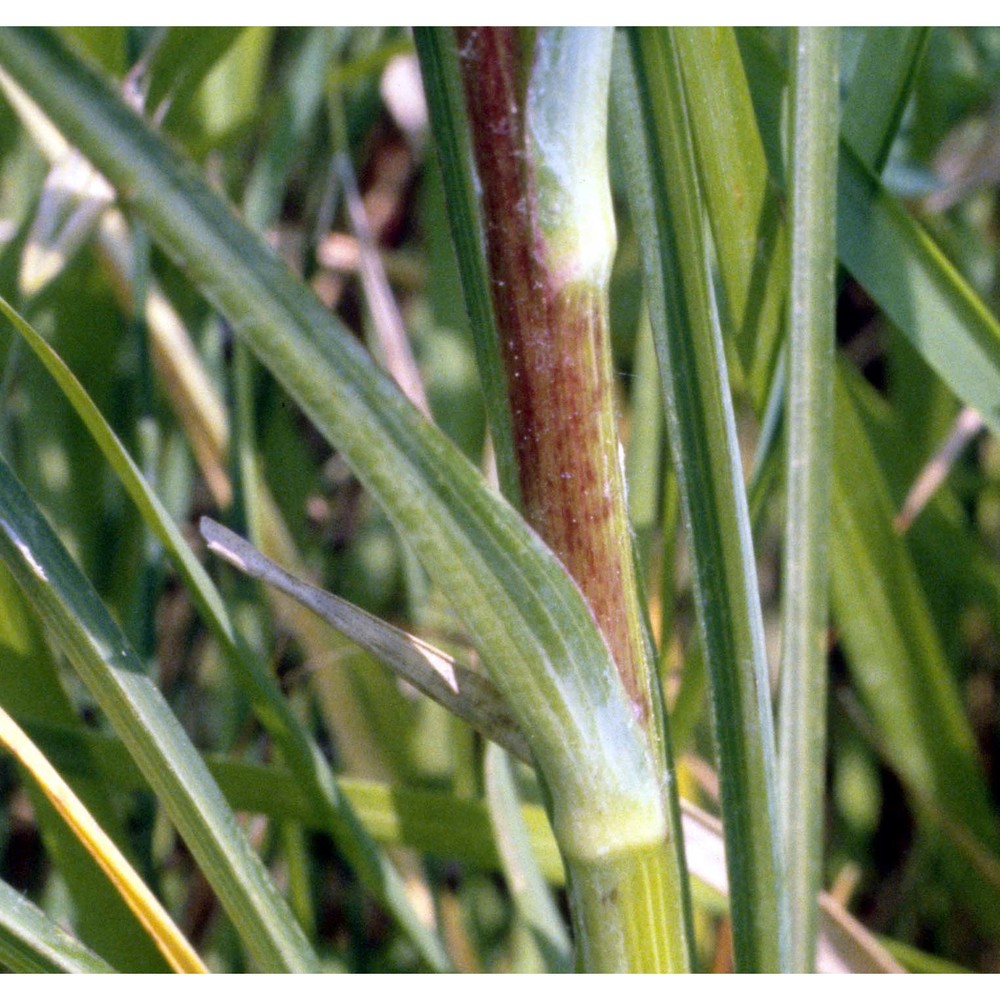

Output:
xmin=0 ymin=705 xmax=205 ymax=973
xmin=0 ymin=455 xmax=317 ymax=972
xmin=778 ymin=27 xmax=839 ymax=972
xmin=0 ymin=879 xmax=116 ymax=974
xmin=23 ymin=716 xmax=901 ymax=974
xmin=0 ymin=292 xmax=451 ymax=971
xmin=735 ymin=28 xmax=1000 ymax=436
xmin=841 ymin=28 xmax=929 ymax=175
xmin=837 ymin=143 xmax=1000 ymax=434
xmin=673 ymin=27 xmax=786 ymax=405
xmin=686 ymin=26 xmax=1000 ymax=935
xmin=484 ymin=744 xmax=572 ymax=973
xmin=201 ymin=516 xmax=528 ymax=762
xmin=614 ymin=28 xmax=787 ymax=972
xmin=14 ymin=660 xmax=911 ymax=975
xmin=0 ymin=555 xmax=168 ymax=971
xmin=831 ymin=367 xmax=1000 ymax=909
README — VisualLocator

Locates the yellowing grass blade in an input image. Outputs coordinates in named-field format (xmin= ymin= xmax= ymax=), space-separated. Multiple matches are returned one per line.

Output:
xmin=0 ymin=705 xmax=207 ymax=974
xmin=18 ymin=147 xmax=113 ymax=297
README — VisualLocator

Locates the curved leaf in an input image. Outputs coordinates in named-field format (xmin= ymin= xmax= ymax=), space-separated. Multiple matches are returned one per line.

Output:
xmin=0 ymin=704 xmax=205 ymax=973
xmin=0 ymin=454 xmax=317 ymax=972
xmin=0 ymin=292 xmax=451 ymax=972
xmin=0 ymin=26 xmax=667 ymax=865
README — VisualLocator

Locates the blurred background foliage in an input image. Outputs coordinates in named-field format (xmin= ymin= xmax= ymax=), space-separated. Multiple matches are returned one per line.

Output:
xmin=0 ymin=26 xmax=998 ymax=972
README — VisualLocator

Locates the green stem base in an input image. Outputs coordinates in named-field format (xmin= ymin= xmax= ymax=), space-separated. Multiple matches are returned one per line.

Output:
xmin=565 ymin=840 xmax=690 ymax=972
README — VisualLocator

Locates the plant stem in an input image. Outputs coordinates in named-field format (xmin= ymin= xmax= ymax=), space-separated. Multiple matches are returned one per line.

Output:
xmin=413 ymin=27 xmax=521 ymax=503
xmin=0 ymin=25 xmax=693 ymax=972
xmin=566 ymin=842 xmax=688 ymax=972
xmin=778 ymin=27 xmax=839 ymax=973
xmin=452 ymin=26 xmax=690 ymax=970
xmin=454 ymin=25 xmax=652 ymax=733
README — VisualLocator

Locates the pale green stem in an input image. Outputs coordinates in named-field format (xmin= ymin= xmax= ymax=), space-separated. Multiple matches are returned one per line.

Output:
xmin=778 ymin=26 xmax=839 ymax=973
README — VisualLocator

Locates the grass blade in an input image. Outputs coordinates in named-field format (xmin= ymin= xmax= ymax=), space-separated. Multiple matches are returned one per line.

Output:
xmin=484 ymin=744 xmax=572 ymax=972
xmin=0 ymin=551 xmax=169 ymax=970
xmin=831 ymin=367 xmax=1000 ymax=921
xmin=144 ymin=27 xmax=245 ymax=123
xmin=201 ymin=516 xmax=528 ymax=762
xmin=7 ymin=46 xmax=445 ymax=962
xmin=0 ymin=454 xmax=317 ymax=972
xmin=614 ymin=28 xmax=787 ymax=971
xmin=17 ymin=715 xmax=907 ymax=975
xmin=841 ymin=28 xmax=930 ymax=175
xmin=737 ymin=28 xmax=1000 ymax=436
xmin=837 ymin=143 xmax=1000 ymax=435
xmin=241 ymin=28 xmax=341 ymax=232
xmin=413 ymin=27 xmax=520 ymax=502
xmin=0 ymin=293 xmax=451 ymax=971
xmin=0 ymin=879 xmax=116 ymax=973
xmin=673 ymin=27 xmax=787 ymax=405
xmin=777 ymin=27 xmax=839 ymax=972
xmin=690 ymin=28 xmax=1000 ymax=935
xmin=0 ymin=705 xmax=206 ymax=973
xmin=624 ymin=306 xmax=665 ymax=569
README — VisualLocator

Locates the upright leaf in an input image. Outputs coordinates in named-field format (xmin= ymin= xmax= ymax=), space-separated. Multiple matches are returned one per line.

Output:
xmin=777 ymin=27 xmax=839 ymax=972
xmin=614 ymin=28 xmax=787 ymax=972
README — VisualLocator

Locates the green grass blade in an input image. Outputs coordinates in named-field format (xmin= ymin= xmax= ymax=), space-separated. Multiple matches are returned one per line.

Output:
xmin=13 ymin=715 xmax=908 ymax=975
xmin=832 ymin=370 xmax=998 ymax=827
xmin=484 ymin=744 xmax=572 ymax=972
xmin=0 ymin=565 xmax=169 ymax=971
xmin=242 ymin=27 xmax=341 ymax=232
xmin=144 ymin=27 xmax=245 ymax=122
xmin=673 ymin=27 xmax=786 ymax=405
xmin=413 ymin=27 xmax=520 ymax=504
xmin=4 ymin=69 xmax=449 ymax=961
xmin=737 ymin=28 xmax=1000 ymax=437
xmin=614 ymin=28 xmax=787 ymax=972
xmin=837 ymin=144 xmax=1000 ymax=435
xmin=842 ymin=27 xmax=930 ymax=175
xmin=0 ymin=456 xmax=317 ymax=972
xmin=722 ymin=30 xmax=1000 ymax=928
xmin=0 ymin=294 xmax=451 ymax=972
xmin=0 ymin=703 xmax=206 ymax=972
xmin=625 ymin=305 xmax=665 ymax=571
xmin=778 ymin=27 xmax=839 ymax=973
xmin=881 ymin=938 xmax=973 ymax=974
xmin=0 ymin=26 xmax=667 ymax=876
xmin=6 ymin=64 xmax=446 ymax=957
xmin=831 ymin=366 xmax=1000 ymax=920
xmin=0 ymin=879 xmax=116 ymax=973
xmin=28 ymin=715 xmax=564 ymax=880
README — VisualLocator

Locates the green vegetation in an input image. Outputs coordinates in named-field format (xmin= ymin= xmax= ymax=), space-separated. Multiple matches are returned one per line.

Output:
xmin=0 ymin=26 xmax=997 ymax=972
